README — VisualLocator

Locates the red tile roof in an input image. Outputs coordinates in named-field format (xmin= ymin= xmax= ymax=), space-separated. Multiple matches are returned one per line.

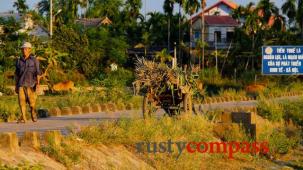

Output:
xmin=204 ymin=15 xmax=239 ymax=26
xmin=204 ymin=0 xmax=238 ymax=14
xmin=191 ymin=0 xmax=238 ymax=23
xmin=76 ymin=18 xmax=102 ymax=27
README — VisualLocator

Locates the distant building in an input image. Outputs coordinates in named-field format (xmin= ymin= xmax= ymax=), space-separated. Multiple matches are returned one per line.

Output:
xmin=0 ymin=12 xmax=49 ymax=37
xmin=203 ymin=0 xmax=237 ymax=16
xmin=76 ymin=17 xmax=112 ymax=27
xmin=191 ymin=0 xmax=239 ymax=49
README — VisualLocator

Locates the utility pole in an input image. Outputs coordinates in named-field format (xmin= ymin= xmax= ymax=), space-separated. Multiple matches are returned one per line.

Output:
xmin=144 ymin=0 xmax=146 ymax=21
xmin=215 ymin=33 xmax=218 ymax=72
xmin=201 ymin=0 xmax=206 ymax=70
xmin=173 ymin=42 xmax=177 ymax=68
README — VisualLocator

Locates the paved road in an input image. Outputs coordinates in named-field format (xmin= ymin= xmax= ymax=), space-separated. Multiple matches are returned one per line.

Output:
xmin=0 ymin=96 xmax=301 ymax=135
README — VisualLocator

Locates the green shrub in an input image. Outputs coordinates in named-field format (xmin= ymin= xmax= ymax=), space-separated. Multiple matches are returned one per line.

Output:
xmin=0 ymin=162 xmax=42 ymax=170
xmin=282 ymin=100 xmax=303 ymax=126
xmin=0 ymin=86 xmax=15 ymax=96
xmin=257 ymin=97 xmax=284 ymax=121
xmin=0 ymin=101 xmax=19 ymax=122
xmin=268 ymin=129 xmax=299 ymax=155
xmin=41 ymin=138 xmax=81 ymax=168
xmin=100 ymin=68 xmax=134 ymax=87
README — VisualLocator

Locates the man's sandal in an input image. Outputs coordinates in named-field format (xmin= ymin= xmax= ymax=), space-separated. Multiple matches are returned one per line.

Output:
xmin=17 ymin=119 xmax=26 ymax=123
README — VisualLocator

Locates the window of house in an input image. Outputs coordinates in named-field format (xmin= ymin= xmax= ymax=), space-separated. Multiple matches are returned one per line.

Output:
xmin=194 ymin=32 xmax=200 ymax=39
xmin=227 ymin=31 xmax=234 ymax=42
xmin=214 ymin=31 xmax=221 ymax=43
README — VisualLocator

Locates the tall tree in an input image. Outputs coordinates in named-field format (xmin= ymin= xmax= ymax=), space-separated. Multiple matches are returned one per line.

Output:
xmin=163 ymin=0 xmax=175 ymax=52
xmin=184 ymin=0 xmax=200 ymax=65
xmin=175 ymin=0 xmax=186 ymax=65
xmin=37 ymin=0 xmax=49 ymax=16
xmin=256 ymin=0 xmax=279 ymax=26
xmin=282 ymin=0 xmax=296 ymax=27
xmin=200 ymin=0 xmax=206 ymax=69
xmin=297 ymin=0 xmax=303 ymax=37
xmin=13 ymin=0 xmax=29 ymax=14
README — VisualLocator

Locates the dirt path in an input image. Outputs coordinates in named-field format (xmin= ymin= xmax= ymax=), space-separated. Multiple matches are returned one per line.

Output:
xmin=0 ymin=96 xmax=301 ymax=135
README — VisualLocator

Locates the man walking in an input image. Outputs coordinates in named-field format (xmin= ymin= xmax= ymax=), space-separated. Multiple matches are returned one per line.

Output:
xmin=15 ymin=42 xmax=42 ymax=123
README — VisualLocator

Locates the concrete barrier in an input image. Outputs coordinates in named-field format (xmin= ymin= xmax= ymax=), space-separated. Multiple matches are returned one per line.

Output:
xmin=91 ymin=104 xmax=101 ymax=113
xmin=100 ymin=103 xmax=109 ymax=112
xmin=20 ymin=131 xmax=40 ymax=149
xmin=71 ymin=106 xmax=82 ymax=115
xmin=82 ymin=104 xmax=92 ymax=114
xmin=49 ymin=107 xmax=61 ymax=117
xmin=125 ymin=103 xmax=134 ymax=110
xmin=117 ymin=103 xmax=126 ymax=111
xmin=61 ymin=107 xmax=73 ymax=116
xmin=231 ymin=112 xmax=256 ymax=125
xmin=0 ymin=133 xmax=19 ymax=152
xmin=213 ymin=123 xmax=241 ymax=139
xmin=218 ymin=111 xmax=258 ymax=139
xmin=107 ymin=103 xmax=117 ymax=112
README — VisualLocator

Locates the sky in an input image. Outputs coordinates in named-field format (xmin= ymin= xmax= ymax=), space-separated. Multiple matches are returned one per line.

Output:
xmin=0 ymin=0 xmax=284 ymax=14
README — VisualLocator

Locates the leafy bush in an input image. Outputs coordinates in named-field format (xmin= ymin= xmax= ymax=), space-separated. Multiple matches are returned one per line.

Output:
xmin=282 ymin=101 xmax=303 ymax=126
xmin=78 ymin=116 xmax=215 ymax=145
xmin=0 ymin=101 xmax=19 ymax=122
xmin=257 ymin=97 xmax=284 ymax=121
xmin=218 ymin=88 xmax=246 ymax=98
xmin=0 ymin=86 xmax=14 ymax=96
xmin=100 ymin=68 xmax=134 ymax=87
xmin=268 ymin=128 xmax=300 ymax=155
xmin=41 ymin=137 xmax=81 ymax=168
xmin=0 ymin=163 xmax=42 ymax=170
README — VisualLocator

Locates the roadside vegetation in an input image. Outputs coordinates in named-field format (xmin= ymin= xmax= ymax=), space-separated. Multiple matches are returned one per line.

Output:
xmin=0 ymin=0 xmax=302 ymax=169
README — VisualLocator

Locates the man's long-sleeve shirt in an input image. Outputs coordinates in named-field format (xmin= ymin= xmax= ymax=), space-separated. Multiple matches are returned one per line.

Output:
xmin=15 ymin=54 xmax=42 ymax=88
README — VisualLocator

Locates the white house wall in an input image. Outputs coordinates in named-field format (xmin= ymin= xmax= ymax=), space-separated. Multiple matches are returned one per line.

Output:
xmin=207 ymin=26 xmax=235 ymax=41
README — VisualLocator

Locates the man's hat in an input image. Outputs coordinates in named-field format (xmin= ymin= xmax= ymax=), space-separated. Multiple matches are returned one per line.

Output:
xmin=20 ymin=42 xmax=32 ymax=49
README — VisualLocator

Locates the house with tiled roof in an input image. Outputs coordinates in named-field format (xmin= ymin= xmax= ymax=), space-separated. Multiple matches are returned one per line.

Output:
xmin=75 ymin=17 xmax=112 ymax=27
xmin=192 ymin=0 xmax=239 ymax=49
xmin=0 ymin=12 xmax=49 ymax=37
xmin=203 ymin=0 xmax=237 ymax=16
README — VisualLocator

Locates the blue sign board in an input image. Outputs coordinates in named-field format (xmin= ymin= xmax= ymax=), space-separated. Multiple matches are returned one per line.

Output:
xmin=262 ymin=46 xmax=303 ymax=75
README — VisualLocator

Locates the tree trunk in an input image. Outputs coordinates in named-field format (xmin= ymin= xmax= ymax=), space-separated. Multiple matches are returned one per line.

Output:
xmin=190 ymin=17 xmax=193 ymax=65
xmin=168 ymin=17 xmax=171 ymax=52
xmin=179 ymin=4 xmax=182 ymax=66
xmin=201 ymin=6 xmax=205 ymax=70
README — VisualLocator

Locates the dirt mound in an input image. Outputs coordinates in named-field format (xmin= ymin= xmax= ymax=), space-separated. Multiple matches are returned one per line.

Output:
xmin=0 ymin=144 xmax=153 ymax=170
xmin=74 ymin=144 xmax=154 ymax=170
xmin=0 ymin=147 xmax=66 ymax=170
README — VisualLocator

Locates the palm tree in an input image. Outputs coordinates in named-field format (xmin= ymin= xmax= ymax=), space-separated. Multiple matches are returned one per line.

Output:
xmin=146 ymin=12 xmax=167 ymax=46
xmin=155 ymin=48 xmax=173 ymax=64
xmin=175 ymin=0 xmax=186 ymax=65
xmin=282 ymin=0 xmax=296 ymax=27
xmin=297 ymin=0 xmax=303 ymax=37
xmin=243 ymin=10 xmax=261 ymax=52
xmin=231 ymin=5 xmax=246 ymax=23
xmin=256 ymin=0 xmax=279 ymax=26
xmin=37 ymin=0 xmax=49 ymax=16
xmin=184 ymin=0 xmax=200 ymax=65
xmin=13 ymin=0 xmax=29 ymax=14
xmin=125 ymin=0 xmax=142 ymax=18
xmin=163 ymin=0 xmax=175 ymax=52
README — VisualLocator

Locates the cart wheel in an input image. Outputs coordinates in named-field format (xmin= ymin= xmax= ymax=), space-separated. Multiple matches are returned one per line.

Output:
xmin=143 ymin=94 xmax=156 ymax=119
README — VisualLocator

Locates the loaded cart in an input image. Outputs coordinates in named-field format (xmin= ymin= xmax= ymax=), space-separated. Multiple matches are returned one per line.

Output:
xmin=133 ymin=58 xmax=203 ymax=118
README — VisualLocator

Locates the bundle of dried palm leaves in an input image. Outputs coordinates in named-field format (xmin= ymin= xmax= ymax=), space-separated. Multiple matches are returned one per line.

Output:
xmin=133 ymin=57 xmax=205 ymax=101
